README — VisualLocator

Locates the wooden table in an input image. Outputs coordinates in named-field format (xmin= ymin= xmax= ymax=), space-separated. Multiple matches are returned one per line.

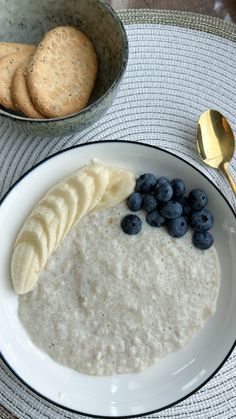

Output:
xmin=1 ymin=1 xmax=236 ymax=418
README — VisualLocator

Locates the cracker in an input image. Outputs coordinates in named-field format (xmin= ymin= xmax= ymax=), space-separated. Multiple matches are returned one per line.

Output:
xmin=0 ymin=42 xmax=34 ymax=59
xmin=0 ymin=48 xmax=35 ymax=110
xmin=11 ymin=63 xmax=45 ymax=118
xmin=26 ymin=26 xmax=98 ymax=118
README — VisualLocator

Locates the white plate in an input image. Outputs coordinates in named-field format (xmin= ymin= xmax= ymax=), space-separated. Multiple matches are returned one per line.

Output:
xmin=0 ymin=141 xmax=235 ymax=418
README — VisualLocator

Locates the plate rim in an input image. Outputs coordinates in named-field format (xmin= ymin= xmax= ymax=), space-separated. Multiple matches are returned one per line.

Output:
xmin=0 ymin=139 xmax=235 ymax=419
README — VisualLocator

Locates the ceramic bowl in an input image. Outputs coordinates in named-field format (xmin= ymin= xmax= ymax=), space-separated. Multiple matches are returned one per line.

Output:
xmin=0 ymin=141 xmax=235 ymax=417
xmin=0 ymin=0 xmax=128 ymax=137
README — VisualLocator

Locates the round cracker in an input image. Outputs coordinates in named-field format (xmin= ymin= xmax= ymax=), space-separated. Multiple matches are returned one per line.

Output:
xmin=0 ymin=42 xmax=34 ymax=59
xmin=26 ymin=26 xmax=98 ymax=118
xmin=0 ymin=48 xmax=35 ymax=110
xmin=11 ymin=63 xmax=45 ymax=119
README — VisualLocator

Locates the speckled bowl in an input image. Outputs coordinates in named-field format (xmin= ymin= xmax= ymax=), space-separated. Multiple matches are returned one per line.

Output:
xmin=0 ymin=0 xmax=128 ymax=137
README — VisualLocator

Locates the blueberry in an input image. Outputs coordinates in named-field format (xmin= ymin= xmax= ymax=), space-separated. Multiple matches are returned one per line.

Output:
xmin=190 ymin=208 xmax=214 ymax=232
xmin=127 ymin=192 xmax=143 ymax=212
xmin=179 ymin=196 xmax=192 ymax=216
xmin=121 ymin=214 xmax=142 ymax=235
xmin=159 ymin=201 xmax=183 ymax=219
xmin=142 ymin=194 xmax=158 ymax=213
xmin=156 ymin=182 xmax=173 ymax=202
xmin=135 ymin=173 xmax=157 ymax=193
xmin=183 ymin=214 xmax=189 ymax=224
xmin=193 ymin=231 xmax=214 ymax=250
xmin=171 ymin=178 xmax=186 ymax=200
xmin=189 ymin=188 xmax=208 ymax=210
xmin=157 ymin=176 xmax=169 ymax=186
xmin=146 ymin=210 xmax=166 ymax=227
xmin=167 ymin=216 xmax=188 ymax=238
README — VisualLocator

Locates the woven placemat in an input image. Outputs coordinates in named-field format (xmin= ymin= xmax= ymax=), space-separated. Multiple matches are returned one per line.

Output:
xmin=0 ymin=10 xmax=235 ymax=419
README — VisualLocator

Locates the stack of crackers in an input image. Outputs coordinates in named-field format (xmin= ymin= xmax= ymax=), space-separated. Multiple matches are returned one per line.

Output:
xmin=0 ymin=27 xmax=98 ymax=119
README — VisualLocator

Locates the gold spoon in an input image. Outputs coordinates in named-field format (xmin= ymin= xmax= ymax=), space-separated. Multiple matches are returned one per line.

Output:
xmin=196 ymin=110 xmax=236 ymax=196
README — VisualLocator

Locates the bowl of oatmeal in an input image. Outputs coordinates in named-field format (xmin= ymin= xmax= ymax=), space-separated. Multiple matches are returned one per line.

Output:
xmin=0 ymin=141 xmax=235 ymax=417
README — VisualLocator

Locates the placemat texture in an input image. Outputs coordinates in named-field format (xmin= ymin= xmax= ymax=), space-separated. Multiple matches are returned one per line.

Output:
xmin=0 ymin=10 xmax=235 ymax=419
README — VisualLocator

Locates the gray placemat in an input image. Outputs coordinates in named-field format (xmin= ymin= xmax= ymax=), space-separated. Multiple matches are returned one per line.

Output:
xmin=0 ymin=10 xmax=236 ymax=419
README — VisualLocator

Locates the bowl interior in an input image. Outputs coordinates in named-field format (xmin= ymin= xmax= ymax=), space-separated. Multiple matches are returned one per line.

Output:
xmin=0 ymin=0 xmax=127 ymax=117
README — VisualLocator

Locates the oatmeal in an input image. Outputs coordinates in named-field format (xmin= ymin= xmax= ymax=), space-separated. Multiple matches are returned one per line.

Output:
xmin=19 ymin=203 xmax=220 ymax=375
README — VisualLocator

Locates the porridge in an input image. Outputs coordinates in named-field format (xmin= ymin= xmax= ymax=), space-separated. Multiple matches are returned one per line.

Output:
xmin=18 ymin=202 xmax=220 ymax=375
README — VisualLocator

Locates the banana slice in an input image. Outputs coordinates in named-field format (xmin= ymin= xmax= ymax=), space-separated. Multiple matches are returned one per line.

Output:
xmin=95 ymin=168 xmax=136 ymax=211
xmin=15 ymin=217 xmax=48 ymax=267
xmin=50 ymin=183 xmax=79 ymax=236
xmin=11 ymin=242 xmax=40 ymax=295
xmin=40 ymin=194 xmax=68 ymax=246
xmin=31 ymin=205 xmax=59 ymax=255
xmin=82 ymin=164 xmax=109 ymax=212
xmin=67 ymin=172 xmax=95 ymax=224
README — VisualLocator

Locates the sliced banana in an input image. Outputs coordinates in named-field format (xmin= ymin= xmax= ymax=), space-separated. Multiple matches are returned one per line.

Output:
xmin=15 ymin=217 xmax=48 ymax=267
xmin=40 ymin=194 xmax=68 ymax=246
xmin=50 ymin=183 xmax=79 ymax=236
xmin=67 ymin=172 xmax=95 ymax=224
xmin=82 ymin=164 xmax=109 ymax=212
xmin=95 ymin=168 xmax=136 ymax=211
xmin=11 ymin=242 xmax=40 ymax=295
xmin=31 ymin=205 xmax=59 ymax=255
xmin=11 ymin=162 xmax=136 ymax=294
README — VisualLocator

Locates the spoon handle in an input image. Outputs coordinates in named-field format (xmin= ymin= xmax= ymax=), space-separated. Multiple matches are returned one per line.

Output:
xmin=221 ymin=163 xmax=236 ymax=197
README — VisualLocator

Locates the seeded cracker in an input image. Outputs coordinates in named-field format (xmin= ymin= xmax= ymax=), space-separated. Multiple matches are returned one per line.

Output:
xmin=0 ymin=48 xmax=35 ymax=110
xmin=11 ymin=63 xmax=45 ymax=118
xmin=0 ymin=42 xmax=34 ymax=59
xmin=26 ymin=26 xmax=98 ymax=118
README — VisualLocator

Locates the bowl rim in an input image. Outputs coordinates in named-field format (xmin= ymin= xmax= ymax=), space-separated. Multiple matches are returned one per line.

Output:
xmin=0 ymin=0 xmax=129 ymax=124
xmin=0 ymin=140 xmax=235 ymax=419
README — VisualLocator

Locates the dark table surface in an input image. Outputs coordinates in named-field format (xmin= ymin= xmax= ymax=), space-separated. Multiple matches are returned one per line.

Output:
xmin=1 ymin=1 xmax=236 ymax=418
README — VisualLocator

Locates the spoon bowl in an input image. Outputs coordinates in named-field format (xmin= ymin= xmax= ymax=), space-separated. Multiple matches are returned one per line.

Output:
xmin=197 ymin=110 xmax=236 ymax=196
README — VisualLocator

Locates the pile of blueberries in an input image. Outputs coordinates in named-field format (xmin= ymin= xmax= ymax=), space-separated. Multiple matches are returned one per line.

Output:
xmin=121 ymin=173 xmax=215 ymax=250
